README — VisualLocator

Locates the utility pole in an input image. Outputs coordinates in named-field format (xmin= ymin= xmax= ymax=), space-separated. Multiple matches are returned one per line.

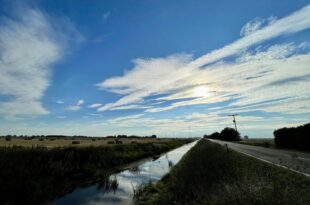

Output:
xmin=228 ymin=114 xmax=238 ymax=132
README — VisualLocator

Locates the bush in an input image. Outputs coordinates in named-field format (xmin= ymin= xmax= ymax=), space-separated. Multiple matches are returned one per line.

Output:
xmin=71 ymin=141 xmax=80 ymax=144
xmin=115 ymin=139 xmax=123 ymax=144
xmin=219 ymin=127 xmax=240 ymax=141
xmin=5 ymin=136 xmax=11 ymax=141
xmin=274 ymin=123 xmax=310 ymax=151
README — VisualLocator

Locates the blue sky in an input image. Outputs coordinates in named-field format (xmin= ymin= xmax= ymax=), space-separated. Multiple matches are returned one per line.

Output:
xmin=0 ymin=0 xmax=309 ymax=137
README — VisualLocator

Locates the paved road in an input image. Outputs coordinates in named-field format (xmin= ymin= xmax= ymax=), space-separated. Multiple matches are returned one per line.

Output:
xmin=209 ymin=139 xmax=310 ymax=176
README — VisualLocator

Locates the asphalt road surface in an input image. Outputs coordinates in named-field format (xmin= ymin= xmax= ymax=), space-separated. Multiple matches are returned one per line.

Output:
xmin=209 ymin=139 xmax=310 ymax=176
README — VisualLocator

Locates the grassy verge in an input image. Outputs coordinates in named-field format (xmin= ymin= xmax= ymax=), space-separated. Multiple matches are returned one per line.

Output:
xmin=0 ymin=139 xmax=191 ymax=205
xmin=135 ymin=139 xmax=310 ymax=205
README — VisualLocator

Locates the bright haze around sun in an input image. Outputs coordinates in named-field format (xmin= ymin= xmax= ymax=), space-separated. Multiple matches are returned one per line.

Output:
xmin=0 ymin=0 xmax=309 ymax=138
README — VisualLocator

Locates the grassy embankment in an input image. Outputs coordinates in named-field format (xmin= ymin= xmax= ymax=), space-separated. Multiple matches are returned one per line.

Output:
xmin=0 ymin=139 xmax=191 ymax=205
xmin=135 ymin=139 xmax=310 ymax=205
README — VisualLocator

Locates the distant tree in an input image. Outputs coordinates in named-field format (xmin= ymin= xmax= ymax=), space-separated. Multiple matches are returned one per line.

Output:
xmin=117 ymin=135 xmax=127 ymax=138
xmin=106 ymin=136 xmax=116 ymax=138
xmin=128 ymin=135 xmax=136 ymax=138
xmin=244 ymin=135 xmax=249 ymax=140
xmin=204 ymin=132 xmax=220 ymax=139
xmin=150 ymin=135 xmax=157 ymax=138
xmin=219 ymin=127 xmax=240 ymax=141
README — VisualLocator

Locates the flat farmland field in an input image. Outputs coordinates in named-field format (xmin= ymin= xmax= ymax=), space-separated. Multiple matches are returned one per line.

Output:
xmin=0 ymin=137 xmax=171 ymax=148
xmin=238 ymin=138 xmax=275 ymax=148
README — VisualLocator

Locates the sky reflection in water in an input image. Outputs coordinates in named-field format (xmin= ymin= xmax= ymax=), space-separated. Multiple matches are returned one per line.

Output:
xmin=50 ymin=141 xmax=197 ymax=205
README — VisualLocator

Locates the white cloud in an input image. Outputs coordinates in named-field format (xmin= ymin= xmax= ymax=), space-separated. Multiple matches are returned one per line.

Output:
xmin=190 ymin=4 xmax=310 ymax=67
xmin=56 ymin=100 xmax=64 ymax=104
xmin=96 ymin=4 xmax=310 ymax=120
xmin=240 ymin=18 xmax=265 ymax=36
xmin=1 ymin=109 xmax=308 ymax=137
xmin=96 ymin=54 xmax=193 ymax=111
xmin=240 ymin=16 xmax=277 ymax=37
xmin=77 ymin=99 xmax=84 ymax=106
xmin=66 ymin=106 xmax=81 ymax=111
xmin=66 ymin=99 xmax=85 ymax=111
xmin=88 ymin=103 xmax=102 ymax=108
xmin=0 ymin=7 xmax=80 ymax=117
xmin=87 ymin=113 xmax=103 ymax=117
xmin=108 ymin=114 xmax=144 ymax=123
xmin=110 ymin=104 xmax=151 ymax=110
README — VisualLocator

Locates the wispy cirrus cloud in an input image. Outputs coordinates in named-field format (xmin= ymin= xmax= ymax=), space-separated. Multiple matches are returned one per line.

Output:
xmin=88 ymin=103 xmax=102 ymax=108
xmin=96 ymin=4 xmax=310 ymax=117
xmin=107 ymin=114 xmax=144 ymax=123
xmin=190 ymin=4 xmax=310 ymax=67
xmin=66 ymin=99 xmax=85 ymax=111
xmin=148 ymin=43 xmax=310 ymax=113
xmin=1 ymin=110 xmax=307 ymax=137
xmin=0 ymin=7 xmax=81 ymax=117
xmin=240 ymin=16 xmax=277 ymax=36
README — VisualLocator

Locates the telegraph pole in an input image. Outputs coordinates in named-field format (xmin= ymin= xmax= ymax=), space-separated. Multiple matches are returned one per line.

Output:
xmin=228 ymin=114 xmax=238 ymax=132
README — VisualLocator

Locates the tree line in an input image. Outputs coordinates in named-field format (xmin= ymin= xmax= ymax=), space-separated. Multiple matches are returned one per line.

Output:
xmin=1 ymin=134 xmax=157 ymax=140
xmin=204 ymin=123 xmax=309 ymax=151
xmin=274 ymin=123 xmax=310 ymax=151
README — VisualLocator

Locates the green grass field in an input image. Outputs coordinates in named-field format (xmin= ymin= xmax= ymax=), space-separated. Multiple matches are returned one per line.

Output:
xmin=135 ymin=139 xmax=310 ymax=205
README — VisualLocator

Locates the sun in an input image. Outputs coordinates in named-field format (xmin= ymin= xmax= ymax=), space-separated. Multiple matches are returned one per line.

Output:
xmin=193 ymin=86 xmax=209 ymax=97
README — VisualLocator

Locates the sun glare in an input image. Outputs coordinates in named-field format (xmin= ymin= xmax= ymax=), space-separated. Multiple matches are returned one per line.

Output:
xmin=194 ymin=86 xmax=209 ymax=97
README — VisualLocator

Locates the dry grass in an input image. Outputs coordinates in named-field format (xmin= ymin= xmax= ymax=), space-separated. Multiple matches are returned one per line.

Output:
xmin=239 ymin=138 xmax=275 ymax=148
xmin=0 ymin=137 xmax=171 ymax=148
